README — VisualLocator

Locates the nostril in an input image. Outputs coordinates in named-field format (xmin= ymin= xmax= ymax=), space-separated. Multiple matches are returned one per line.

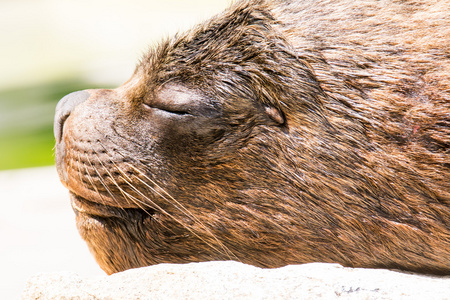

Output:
xmin=54 ymin=90 xmax=91 ymax=143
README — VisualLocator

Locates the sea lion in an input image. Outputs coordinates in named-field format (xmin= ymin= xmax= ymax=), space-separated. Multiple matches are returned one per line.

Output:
xmin=54 ymin=0 xmax=450 ymax=275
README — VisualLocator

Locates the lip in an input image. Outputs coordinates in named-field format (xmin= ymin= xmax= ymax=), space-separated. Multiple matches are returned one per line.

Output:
xmin=69 ymin=192 xmax=157 ymax=221
xmin=70 ymin=192 xmax=128 ymax=218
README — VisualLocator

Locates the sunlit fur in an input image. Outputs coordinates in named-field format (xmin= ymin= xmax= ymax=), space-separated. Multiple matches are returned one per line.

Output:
xmin=56 ymin=0 xmax=449 ymax=275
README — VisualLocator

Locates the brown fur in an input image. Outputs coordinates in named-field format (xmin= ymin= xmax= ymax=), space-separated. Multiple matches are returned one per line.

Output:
xmin=54 ymin=0 xmax=449 ymax=275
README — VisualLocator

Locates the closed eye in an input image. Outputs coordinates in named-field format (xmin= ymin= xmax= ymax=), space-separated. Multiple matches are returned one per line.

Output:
xmin=161 ymin=108 xmax=189 ymax=116
xmin=143 ymin=103 xmax=190 ymax=116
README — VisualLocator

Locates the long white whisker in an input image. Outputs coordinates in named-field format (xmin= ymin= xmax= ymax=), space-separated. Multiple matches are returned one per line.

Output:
xmin=116 ymin=171 xmax=229 ymax=256
xmin=89 ymin=150 xmax=132 ymax=216
xmin=98 ymin=135 xmax=238 ymax=259
xmin=126 ymin=163 xmax=238 ymax=260
xmin=76 ymin=151 xmax=108 ymax=206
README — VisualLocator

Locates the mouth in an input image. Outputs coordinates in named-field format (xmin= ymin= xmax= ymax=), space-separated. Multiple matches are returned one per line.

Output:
xmin=70 ymin=192 xmax=154 ymax=219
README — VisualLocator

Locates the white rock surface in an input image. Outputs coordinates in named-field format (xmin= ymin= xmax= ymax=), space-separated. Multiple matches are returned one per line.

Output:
xmin=23 ymin=261 xmax=450 ymax=300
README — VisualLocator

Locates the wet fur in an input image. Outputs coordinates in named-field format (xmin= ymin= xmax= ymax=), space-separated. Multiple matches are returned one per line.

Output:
xmin=57 ymin=0 xmax=449 ymax=275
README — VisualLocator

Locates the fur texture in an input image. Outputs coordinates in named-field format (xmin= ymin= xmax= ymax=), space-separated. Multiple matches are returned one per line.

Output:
xmin=54 ymin=0 xmax=449 ymax=275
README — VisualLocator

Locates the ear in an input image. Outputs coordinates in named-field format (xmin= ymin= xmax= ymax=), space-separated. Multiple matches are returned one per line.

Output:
xmin=264 ymin=106 xmax=285 ymax=125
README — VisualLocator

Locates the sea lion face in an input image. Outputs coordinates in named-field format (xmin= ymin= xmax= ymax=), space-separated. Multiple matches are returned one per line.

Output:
xmin=54 ymin=2 xmax=312 ymax=274
xmin=55 ymin=81 xmax=228 ymax=210
xmin=54 ymin=39 xmax=289 ymax=273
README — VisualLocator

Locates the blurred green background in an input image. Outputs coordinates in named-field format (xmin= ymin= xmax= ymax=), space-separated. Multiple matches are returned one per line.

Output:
xmin=0 ymin=78 xmax=109 ymax=170
xmin=0 ymin=0 xmax=229 ymax=170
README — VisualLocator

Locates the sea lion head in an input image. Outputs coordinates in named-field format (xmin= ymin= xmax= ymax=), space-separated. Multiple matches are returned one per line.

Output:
xmin=53 ymin=3 xmax=322 ymax=274
xmin=54 ymin=0 xmax=450 ymax=275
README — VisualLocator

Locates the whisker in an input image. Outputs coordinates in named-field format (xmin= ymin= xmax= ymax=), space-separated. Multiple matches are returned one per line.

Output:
xmin=98 ymin=134 xmax=238 ymax=259
xmin=126 ymin=163 xmax=238 ymax=260
xmin=114 ymin=165 xmax=230 ymax=257
xmin=111 ymin=162 xmax=166 ymax=213
xmin=66 ymin=136 xmax=92 ymax=198
xmin=77 ymin=151 xmax=108 ymax=207
xmin=91 ymin=143 xmax=136 ymax=209
xmin=89 ymin=148 xmax=129 ymax=215
xmin=93 ymin=139 xmax=166 ymax=216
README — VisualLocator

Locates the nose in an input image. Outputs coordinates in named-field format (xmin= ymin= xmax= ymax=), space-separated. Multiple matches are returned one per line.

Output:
xmin=54 ymin=90 xmax=90 ymax=143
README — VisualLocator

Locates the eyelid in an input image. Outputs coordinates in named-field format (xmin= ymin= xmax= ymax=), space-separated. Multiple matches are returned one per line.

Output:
xmin=160 ymin=107 xmax=190 ymax=116
xmin=142 ymin=102 xmax=190 ymax=116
